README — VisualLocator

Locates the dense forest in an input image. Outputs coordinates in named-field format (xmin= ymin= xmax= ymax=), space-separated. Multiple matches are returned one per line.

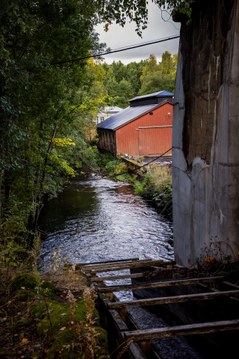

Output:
xmin=100 ymin=52 xmax=177 ymax=108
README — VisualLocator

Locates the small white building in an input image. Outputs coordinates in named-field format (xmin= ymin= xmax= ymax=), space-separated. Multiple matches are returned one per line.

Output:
xmin=96 ymin=106 xmax=122 ymax=125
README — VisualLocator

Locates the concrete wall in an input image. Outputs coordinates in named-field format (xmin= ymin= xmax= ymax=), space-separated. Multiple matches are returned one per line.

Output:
xmin=173 ymin=0 xmax=239 ymax=267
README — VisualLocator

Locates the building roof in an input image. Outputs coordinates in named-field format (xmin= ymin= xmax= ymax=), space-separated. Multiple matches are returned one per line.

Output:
xmin=97 ymin=101 xmax=169 ymax=131
xmin=130 ymin=90 xmax=174 ymax=102
xmin=102 ymin=106 xmax=123 ymax=113
xmin=130 ymin=90 xmax=174 ymax=107
xmin=97 ymin=90 xmax=174 ymax=131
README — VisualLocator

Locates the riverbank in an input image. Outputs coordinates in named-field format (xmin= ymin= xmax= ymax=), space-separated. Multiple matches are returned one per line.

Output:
xmin=0 ymin=265 xmax=110 ymax=358
xmin=97 ymin=153 xmax=173 ymax=222
xmin=139 ymin=162 xmax=172 ymax=222
xmin=0 ymin=155 xmax=173 ymax=358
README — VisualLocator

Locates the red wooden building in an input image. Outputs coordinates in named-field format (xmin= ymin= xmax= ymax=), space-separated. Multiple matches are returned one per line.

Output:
xmin=97 ymin=90 xmax=174 ymax=157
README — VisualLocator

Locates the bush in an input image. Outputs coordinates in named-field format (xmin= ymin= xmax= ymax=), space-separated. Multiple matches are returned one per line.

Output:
xmin=141 ymin=165 xmax=172 ymax=221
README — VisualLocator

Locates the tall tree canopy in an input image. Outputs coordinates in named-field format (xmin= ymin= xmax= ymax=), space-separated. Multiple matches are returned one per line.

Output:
xmin=102 ymin=60 xmax=145 ymax=107
xmin=98 ymin=52 xmax=177 ymax=109
xmin=139 ymin=52 xmax=177 ymax=94
xmin=98 ymin=0 xmax=192 ymax=35
xmin=0 ymin=0 xmax=103 ymax=248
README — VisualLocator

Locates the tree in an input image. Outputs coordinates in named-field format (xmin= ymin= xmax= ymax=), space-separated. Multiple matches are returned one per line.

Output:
xmin=98 ymin=0 xmax=192 ymax=35
xmin=0 ymin=0 xmax=102 ymax=248
xmin=125 ymin=60 xmax=146 ymax=95
xmin=159 ymin=51 xmax=178 ymax=77
xmin=139 ymin=53 xmax=177 ymax=94
xmin=99 ymin=60 xmax=145 ymax=108
xmin=117 ymin=79 xmax=134 ymax=108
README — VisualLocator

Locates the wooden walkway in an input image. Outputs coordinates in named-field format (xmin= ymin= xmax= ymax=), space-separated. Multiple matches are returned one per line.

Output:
xmin=78 ymin=258 xmax=239 ymax=359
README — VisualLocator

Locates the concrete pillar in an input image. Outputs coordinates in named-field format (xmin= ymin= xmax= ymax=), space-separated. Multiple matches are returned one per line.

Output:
xmin=172 ymin=0 xmax=239 ymax=267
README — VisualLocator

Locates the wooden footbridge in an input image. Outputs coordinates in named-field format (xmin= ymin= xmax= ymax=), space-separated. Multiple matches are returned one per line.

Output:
xmin=78 ymin=258 xmax=239 ymax=359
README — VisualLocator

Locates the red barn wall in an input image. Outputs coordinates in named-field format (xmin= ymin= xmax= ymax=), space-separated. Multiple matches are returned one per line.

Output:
xmin=116 ymin=102 xmax=173 ymax=156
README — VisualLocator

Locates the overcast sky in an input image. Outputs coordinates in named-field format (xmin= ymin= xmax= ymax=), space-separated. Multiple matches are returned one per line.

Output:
xmin=95 ymin=2 xmax=180 ymax=64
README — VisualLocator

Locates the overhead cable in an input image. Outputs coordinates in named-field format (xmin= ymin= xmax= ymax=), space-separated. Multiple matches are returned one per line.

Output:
xmin=51 ymin=34 xmax=180 ymax=65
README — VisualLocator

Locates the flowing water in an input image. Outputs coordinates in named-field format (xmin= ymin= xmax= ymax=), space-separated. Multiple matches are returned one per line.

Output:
xmin=38 ymin=174 xmax=174 ymax=274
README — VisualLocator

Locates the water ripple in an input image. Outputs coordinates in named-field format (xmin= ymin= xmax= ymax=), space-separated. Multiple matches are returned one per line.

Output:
xmin=38 ymin=175 xmax=174 ymax=273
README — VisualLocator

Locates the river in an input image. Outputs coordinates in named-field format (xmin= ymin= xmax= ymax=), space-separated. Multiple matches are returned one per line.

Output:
xmin=38 ymin=174 xmax=174 ymax=273
xmin=36 ymin=175 xmax=219 ymax=359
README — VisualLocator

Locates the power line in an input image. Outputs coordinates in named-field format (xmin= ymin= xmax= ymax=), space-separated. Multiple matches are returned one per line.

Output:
xmin=51 ymin=34 xmax=180 ymax=65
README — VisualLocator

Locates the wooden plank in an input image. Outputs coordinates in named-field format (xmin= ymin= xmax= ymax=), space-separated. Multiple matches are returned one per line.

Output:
xmin=109 ymin=309 xmax=129 ymax=331
xmin=97 ymin=276 xmax=224 ymax=293
xmin=108 ymin=289 xmax=239 ymax=308
xmin=222 ymin=281 xmax=239 ymax=290
xmin=91 ymin=266 xmax=190 ymax=282
xmin=127 ymin=342 xmax=148 ymax=359
xmin=91 ymin=272 xmax=145 ymax=282
xmin=78 ymin=257 xmax=139 ymax=270
xmin=82 ymin=259 xmax=174 ymax=273
xmin=123 ymin=319 xmax=239 ymax=341
xmin=108 ymin=310 xmax=147 ymax=359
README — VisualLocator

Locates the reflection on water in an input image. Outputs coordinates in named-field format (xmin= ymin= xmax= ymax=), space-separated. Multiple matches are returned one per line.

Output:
xmin=38 ymin=175 xmax=174 ymax=273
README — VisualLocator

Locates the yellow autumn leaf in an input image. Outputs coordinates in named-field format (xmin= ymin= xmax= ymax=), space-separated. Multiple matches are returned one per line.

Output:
xmin=21 ymin=338 xmax=29 ymax=344
xmin=52 ymin=137 xmax=76 ymax=147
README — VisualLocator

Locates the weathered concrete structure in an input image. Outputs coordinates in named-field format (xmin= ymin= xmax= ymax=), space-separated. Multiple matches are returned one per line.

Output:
xmin=173 ymin=0 xmax=239 ymax=266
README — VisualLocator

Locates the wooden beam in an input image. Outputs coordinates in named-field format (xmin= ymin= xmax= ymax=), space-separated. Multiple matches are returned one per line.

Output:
xmin=81 ymin=259 xmax=174 ymax=273
xmin=109 ymin=309 xmax=129 ymax=331
xmin=222 ymin=281 xmax=239 ymax=290
xmin=97 ymin=276 xmax=224 ymax=293
xmin=108 ymin=310 xmax=147 ymax=359
xmin=108 ymin=289 xmax=239 ymax=308
xmin=91 ymin=266 xmax=190 ymax=282
xmin=123 ymin=319 xmax=239 ymax=341
xmin=91 ymin=272 xmax=145 ymax=282
xmin=78 ymin=257 xmax=139 ymax=270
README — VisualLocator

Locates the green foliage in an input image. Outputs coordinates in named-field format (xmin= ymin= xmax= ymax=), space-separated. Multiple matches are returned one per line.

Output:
xmin=139 ymin=52 xmax=177 ymax=94
xmin=0 ymin=239 xmax=32 ymax=274
xmin=39 ymin=281 xmax=59 ymax=298
xmin=96 ymin=51 xmax=176 ymax=110
xmin=32 ymin=286 xmax=109 ymax=358
xmin=0 ymin=198 xmax=34 ymax=269
xmin=140 ymin=165 xmax=172 ymax=220
xmin=152 ymin=180 xmax=172 ymax=207
xmin=104 ymin=160 xmax=124 ymax=176
xmin=130 ymin=179 xmax=144 ymax=194
xmin=52 ymin=138 xmax=76 ymax=147
xmin=101 ymin=60 xmax=145 ymax=107
xmin=1 ymin=270 xmax=110 ymax=358
xmin=10 ymin=273 xmax=39 ymax=292
xmin=0 ymin=0 xmax=105 ymax=250
xmin=98 ymin=0 xmax=192 ymax=36
xmin=96 ymin=152 xmax=116 ymax=168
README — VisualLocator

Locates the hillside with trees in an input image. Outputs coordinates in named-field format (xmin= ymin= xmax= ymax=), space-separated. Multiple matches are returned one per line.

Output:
xmin=99 ymin=52 xmax=177 ymax=108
